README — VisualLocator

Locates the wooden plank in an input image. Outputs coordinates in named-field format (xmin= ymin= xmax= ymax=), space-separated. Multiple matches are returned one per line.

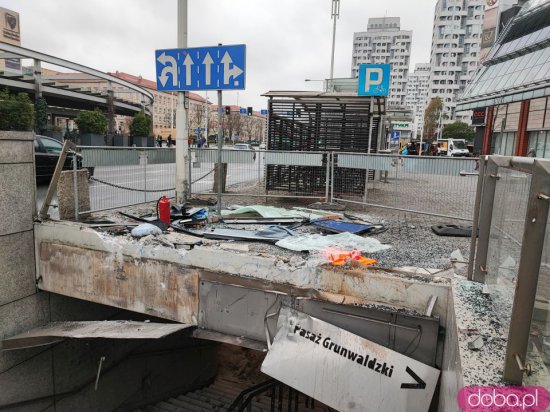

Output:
xmin=39 ymin=139 xmax=75 ymax=219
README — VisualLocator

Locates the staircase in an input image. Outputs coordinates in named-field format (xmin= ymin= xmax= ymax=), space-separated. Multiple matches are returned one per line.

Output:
xmin=137 ymin=377 xmax=333 ymax=412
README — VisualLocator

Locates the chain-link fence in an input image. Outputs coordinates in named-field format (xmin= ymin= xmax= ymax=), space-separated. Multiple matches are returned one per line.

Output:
xmin=331 ymin=153 xmax=479 ymax=221
xmin=190 ymin=148 xmax=329 ymax=199
xmin=80 ymin=146 xmax=176 ymax=213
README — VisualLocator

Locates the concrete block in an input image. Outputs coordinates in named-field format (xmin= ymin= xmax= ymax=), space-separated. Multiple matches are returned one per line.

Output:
xmin=0 ymin=230 xmax=36 ymax=306
xmin=0 ymin=141 xmax=33 ymax=164
xmin=0 ymin=349 xmax=54 ymax=407
xmin=0 ymin=131 xmax=34 ymax=142
xmin=57 ymin=169 xmax=90 ymax=220
xmin=0 ymin=164 xmax=35 ymax=236
xmin=0 ymin=292 xmax=49 ymax=344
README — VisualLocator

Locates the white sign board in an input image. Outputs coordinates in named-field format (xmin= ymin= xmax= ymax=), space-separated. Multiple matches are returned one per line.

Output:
xmin=261 ymin=307 xmax=440 ymax=412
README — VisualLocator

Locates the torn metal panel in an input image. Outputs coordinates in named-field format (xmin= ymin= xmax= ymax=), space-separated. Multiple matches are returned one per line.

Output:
xmin=198 ymin=281 xmax=286 ymax=343
xmin=192 ymin=329 xmax=267 ymax=352
xmin=261 ymin=307 xmax=440 ymax=412
xmin=1 ymin=321 xmax=193 ymax=351
xmin=296 ymin=299 xmax=440 ymax=366
xmin=38 ymin=242 xmax=199 ymax=324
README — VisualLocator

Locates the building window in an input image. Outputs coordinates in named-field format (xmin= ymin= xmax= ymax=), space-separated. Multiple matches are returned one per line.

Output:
xmin=528 ymin=131 xmax=550 ymax=158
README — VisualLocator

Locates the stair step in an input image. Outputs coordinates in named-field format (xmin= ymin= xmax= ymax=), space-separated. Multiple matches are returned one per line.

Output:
xmin=155 ymin=402 xmax=183 ymax=412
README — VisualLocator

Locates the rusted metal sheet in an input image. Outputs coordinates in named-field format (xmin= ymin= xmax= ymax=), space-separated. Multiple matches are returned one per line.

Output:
xmin=262 ymin=307 xmax=440 ymax=412
xmin=38 ymin=242 xmax=199 ymax=324
xmin=2 ymin=321 xmax=194 ymax=350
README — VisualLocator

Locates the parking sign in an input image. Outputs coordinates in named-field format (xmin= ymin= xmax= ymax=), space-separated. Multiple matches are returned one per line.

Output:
xmin=358 ymin=64 xmax=390 ymax=97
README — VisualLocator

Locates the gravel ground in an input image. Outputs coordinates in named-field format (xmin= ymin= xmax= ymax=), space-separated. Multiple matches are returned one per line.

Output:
xmin=92 ymin=196 xmax=472 ymax=271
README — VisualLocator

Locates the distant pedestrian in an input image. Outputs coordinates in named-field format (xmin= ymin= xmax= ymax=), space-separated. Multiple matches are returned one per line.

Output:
xmin=156 ymin=135 xmax=162 ymax=147
xmin=167 ymin=134 xmax=173 ymax=147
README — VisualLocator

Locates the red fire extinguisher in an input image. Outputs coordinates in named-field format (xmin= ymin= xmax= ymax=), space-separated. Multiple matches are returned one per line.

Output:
xmin=157 ymin=196 xmax=171 ymax=224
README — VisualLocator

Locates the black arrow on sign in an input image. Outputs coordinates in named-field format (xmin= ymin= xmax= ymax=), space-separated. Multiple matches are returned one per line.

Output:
xmin=400 ymin=366 xmax=426 ymax=389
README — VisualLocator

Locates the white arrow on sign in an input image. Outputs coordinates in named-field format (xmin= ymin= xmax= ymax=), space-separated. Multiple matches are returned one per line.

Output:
xmin=202 ymin=52 xmax=214 ymax=86
xmin=261 ymin=307 xmax=440 ymax=412
xmin=157 ymin=52 xmax=178 ymax=87
xmin=183 ymin=53 xmax=194 ymax=86
xmin=221 ymin=51 xmax=244 ymax=85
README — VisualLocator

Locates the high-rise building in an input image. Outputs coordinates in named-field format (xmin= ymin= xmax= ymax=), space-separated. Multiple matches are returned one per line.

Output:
xmin=405 ymin=63 xmax=431 ymax=137
xmin=428 ymin=0 xmax=485 ymax=125
xmin=351 ymin=17 xmax=412 ymax=108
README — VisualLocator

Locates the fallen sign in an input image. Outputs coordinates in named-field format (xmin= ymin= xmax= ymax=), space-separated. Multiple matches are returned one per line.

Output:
xmin=261 ymin=307 xmax=440 ymax=412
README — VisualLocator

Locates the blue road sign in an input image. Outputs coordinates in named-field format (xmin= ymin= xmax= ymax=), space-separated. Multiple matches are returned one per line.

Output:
xmin=358 ymin=64 xmax=390 ymax=97
xmin=390 ymin=131 xmax=401 ymax=141
xmin=260 ymin=109 xmax=268 ymax=115
xmin=239 ymin=108 xmax=247 ymax=114
xmin=155 ymin=44 xmax=246 ymax=91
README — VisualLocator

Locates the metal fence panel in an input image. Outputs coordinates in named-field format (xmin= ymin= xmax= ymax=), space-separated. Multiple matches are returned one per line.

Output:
xmin=402 ymin=156 xmax=475 ymax=176
xmin=338 ymin=153 xmax=393 ymax=171
xmin=81 ymin=147 xmax=140 ymax=167
xmin=195 ymin=149 xmax=256 ymax=164
xmin=78 ymin=146 xmax=175 ymax=213
xmin=265 ymin=152 xmax=324 ymax=167
xmin=332 ymin=153 xmax=479 ymax=221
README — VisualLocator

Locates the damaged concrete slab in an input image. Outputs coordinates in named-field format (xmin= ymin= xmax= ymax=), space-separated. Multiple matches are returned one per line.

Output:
xmin=1 ymin=320 xmax=194 ymax=350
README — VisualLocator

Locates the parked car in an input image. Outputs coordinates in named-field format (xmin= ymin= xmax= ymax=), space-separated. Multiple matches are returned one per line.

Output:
xmin=233 ymin=143 xmax=256 ymax=160
xmin=35 ymin=135 xmax=94 ymax=183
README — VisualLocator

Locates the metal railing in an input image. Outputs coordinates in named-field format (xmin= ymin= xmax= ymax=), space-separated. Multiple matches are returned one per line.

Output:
xmin=190 ymin=148 xmax=330 ymax=200
xmin=227 ymin=379 xmax=321 ymax=412
xmin=74 ymin=147 xmax=481 ymax=220
xmin=469 ymin=155 xmax=550 ymax=385
xmin=79 ymin=146 xmax=176 ymax=214
xmin=331 ymin=153 xmax=479 ymax=221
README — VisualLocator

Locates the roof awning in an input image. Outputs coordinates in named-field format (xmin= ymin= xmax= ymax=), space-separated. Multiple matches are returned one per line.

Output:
xmin=1 ymin=321 xmax=194 ymax=351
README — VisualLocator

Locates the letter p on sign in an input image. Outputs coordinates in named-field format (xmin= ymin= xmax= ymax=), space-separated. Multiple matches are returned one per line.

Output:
xmin=358 ymin=64 xmax=390 ymax=97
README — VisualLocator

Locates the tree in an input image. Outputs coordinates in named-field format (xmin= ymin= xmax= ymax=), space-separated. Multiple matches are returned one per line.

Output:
xmin=442 ymin=121 xmax=475 ymax=142
xmin=129 ymin=111 xmax=152 ymax=136
xmin=189 ymin=104 xmax=206 ymax=135
xmin=225 ymin=112 xmax=242 ymax=142
xmin=0 ymin=88 xmax=34 ymax=131
xmin=423 ymin=97 xmax=443 ymax=140
xmin=75 ymin=108 xmax=107 ymax=134
xmin=35 ymin=97 xmax=48 ymax=134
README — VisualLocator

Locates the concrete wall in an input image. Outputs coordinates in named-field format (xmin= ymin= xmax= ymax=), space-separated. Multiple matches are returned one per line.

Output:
xmin=0 ymin=132 xmax=217 ymax=411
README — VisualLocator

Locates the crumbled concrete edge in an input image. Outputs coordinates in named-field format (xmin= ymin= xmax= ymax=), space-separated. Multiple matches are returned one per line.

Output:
xmin=452 ymin=277 xmax=508 ymax=386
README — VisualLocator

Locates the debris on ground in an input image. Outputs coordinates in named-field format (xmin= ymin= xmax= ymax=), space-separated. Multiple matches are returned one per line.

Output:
xmin=431 ymin=224 xmax=477 ymax=237
xmin=203 ymin=226 xmax=295 ymax=243
xmin=467 ymin=335 xmax=485 ymax=351
xmin=275 ymin=232 xmax=391 ymax=253
xmin=131 ymin=223 xmax=162 ymax=238
xmin=326 ymin=249 xmax=377 ymax=267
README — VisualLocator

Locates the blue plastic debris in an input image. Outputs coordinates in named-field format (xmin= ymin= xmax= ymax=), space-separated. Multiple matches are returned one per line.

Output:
xmin=310 ymin=219 xmax=373 ymax=235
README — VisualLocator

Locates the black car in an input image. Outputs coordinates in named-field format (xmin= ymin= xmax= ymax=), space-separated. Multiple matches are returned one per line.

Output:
xmin=34 ymin=135 xmax=94 ymax=183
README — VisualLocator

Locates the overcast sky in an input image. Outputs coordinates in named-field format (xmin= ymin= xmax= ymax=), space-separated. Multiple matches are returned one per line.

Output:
xmin=2 ymin=0 xmax=437 ymax=109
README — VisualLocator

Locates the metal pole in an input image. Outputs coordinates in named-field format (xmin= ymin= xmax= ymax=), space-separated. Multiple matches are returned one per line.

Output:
xmin=467 ymin=156 xmax=485 ymax=280
xmin=72 ymin=154 xmax=79 ymax=221
xmin=176 ymin=0 xmax=189 ymax=203
xmin=329 ymin=0 xmax=340 ymax=82
xmin=217 ymin=90 xmax=223 ymax=215
xmin=143 ymin=152 xmax=147 ymax=203
xmin=204 ymin=90 xmax=209 ymax=143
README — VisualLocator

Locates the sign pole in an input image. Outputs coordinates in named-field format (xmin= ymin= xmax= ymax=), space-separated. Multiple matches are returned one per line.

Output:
xmin=216 ymin=90 xmax=223 ymax=215
xmin=176 ymin=0 xmax=189 ymax=203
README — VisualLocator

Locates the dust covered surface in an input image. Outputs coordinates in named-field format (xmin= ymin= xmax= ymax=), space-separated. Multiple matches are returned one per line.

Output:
xmin=87 ymin=201 xmax=471 ymax=271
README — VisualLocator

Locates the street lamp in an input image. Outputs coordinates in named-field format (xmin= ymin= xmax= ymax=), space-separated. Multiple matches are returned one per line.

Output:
xmin=330 ymin=0 xmax=340 ymax=82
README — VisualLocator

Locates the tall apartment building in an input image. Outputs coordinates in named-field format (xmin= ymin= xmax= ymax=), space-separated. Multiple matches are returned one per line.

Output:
xmin=351 ymin=17 xmax=412 ymax=108
xmin=428 ymin=0 xmax=485 ymax=125
xmin=405 ymin=63 xmax=431 ymax=137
